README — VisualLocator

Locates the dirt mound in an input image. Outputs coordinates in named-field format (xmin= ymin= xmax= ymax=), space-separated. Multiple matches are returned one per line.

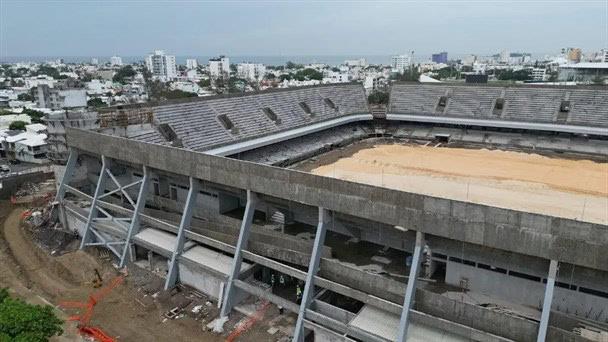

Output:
xmin=2 ymin=209 xmax=83 ymax=297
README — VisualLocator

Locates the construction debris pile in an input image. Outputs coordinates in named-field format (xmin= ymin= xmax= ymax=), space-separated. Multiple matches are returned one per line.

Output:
xmin=18 ymin=180 xmax=78 ymax=254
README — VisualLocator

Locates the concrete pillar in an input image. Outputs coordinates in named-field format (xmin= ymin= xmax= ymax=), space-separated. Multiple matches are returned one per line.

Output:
xmin=293 ymin=207 xmax=330 ymax=342
xmin=396 ymin=231 xmax=425 ymax=342
xmin=164 ymin=177 xmax=199 ymax=290
xmin=537 ymin=260 xmax=559 ymax=342
xmin=80 ymin=155 xmax=110 ymax=249
xmin=219 ymin=190 xmax=258 ymax=318
xmin=119 ymin=166 xmax=151 ymax=267
xmin=148 ymin=250 xmax=154 ymax=270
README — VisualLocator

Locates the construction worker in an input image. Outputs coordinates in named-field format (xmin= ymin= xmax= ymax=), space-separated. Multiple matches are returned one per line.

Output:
xmin=279 ymin=274 xmax=285 ymax=287
xmin=296 ymin=283 xmax=303 ymax=304
xmin=270 ymin=273 xmax=276 ymax=289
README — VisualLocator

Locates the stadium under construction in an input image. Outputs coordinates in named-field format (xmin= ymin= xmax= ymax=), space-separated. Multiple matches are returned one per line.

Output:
xmin=55 ymin=82 xmax=608 ymax=342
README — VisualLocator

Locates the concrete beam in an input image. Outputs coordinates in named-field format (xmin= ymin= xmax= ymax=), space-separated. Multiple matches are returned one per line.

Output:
xmin=234 ymin=279 xmax=299 ymax=313
xmin=65 ymin=128 xmax=608 ymax=271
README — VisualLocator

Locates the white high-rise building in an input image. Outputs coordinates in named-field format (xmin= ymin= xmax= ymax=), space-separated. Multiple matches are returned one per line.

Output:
xmin=91 ymin=58 xmax=99 ymax=65
xmin=186 ymin=59 xmax=198 ymax=70
xmin=209 ymin=56 xmax=230 ymax=79
xmin=499 ymin=50 xmax=510 ymax=64
xmin=391 ymin=55 xmax=411 ymax=72
xmin=531 ymin=68 xmax=547 ymax=82
xmin=145 ymin=50 xmax=177 ymax=82
xmin=237 ymin=63 xmax=266 ymax=81
xmin=110 ymin=56 xmax=123 ymax=66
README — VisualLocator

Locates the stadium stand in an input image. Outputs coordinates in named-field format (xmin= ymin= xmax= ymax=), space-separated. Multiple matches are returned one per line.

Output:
xmin=132 ymin=84 xmax=369 ymax=151
xmin=389 ymin=83 xmax=608 ymax=129
xmin=568 ymin=89 xmax=608 ymax=127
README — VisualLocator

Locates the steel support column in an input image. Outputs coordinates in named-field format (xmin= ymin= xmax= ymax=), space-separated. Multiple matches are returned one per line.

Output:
xmin=219 ymin=190 xmax=258 ymax=318
xmin=293 ymin=207 xmax=330 ymax=342
xmin=80 ymin=155 xmax=110 ymax=249
xmin=55 ymin=148 xmax=79 ymax=230
xmin=119 ymin=166 xmax=151 ymax=267
xmin=164 ymin=176 xmax=199 ymax=290
xmin=537 ymin=259 xmax=558 ymax=342
xmin=55 ymin=148 xmax=79 ymax=203
xmin=396 ymin=231 xmax=425 ymax=342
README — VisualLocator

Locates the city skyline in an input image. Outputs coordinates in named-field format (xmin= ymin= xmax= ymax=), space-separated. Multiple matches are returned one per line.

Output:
xmin=1 ymin=1 xmax=606 ymax=58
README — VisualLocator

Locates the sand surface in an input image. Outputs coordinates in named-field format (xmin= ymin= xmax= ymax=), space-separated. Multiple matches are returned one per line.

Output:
xmin=309 ymin=144 xmax=608 ymax=225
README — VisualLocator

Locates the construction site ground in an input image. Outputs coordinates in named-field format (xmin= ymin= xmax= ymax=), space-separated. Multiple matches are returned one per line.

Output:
xmin=0 ymin=199 xmax=291 ymax=342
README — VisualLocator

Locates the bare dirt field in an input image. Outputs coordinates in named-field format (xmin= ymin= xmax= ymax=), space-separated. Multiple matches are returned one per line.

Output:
xmin=301 ymin=141 xmax=608 ymax=224
xmin=0 ymin=202 xmax=225 ymax=341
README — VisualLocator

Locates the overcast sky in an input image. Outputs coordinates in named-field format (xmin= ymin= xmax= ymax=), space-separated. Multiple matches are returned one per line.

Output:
xmin=1 ymin=0 xmax=606 ymax=57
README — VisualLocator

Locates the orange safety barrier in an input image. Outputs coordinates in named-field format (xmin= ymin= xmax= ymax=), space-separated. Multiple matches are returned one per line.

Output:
xmin=20 ymin=210 xmax=31 ymax=220
xmin=60 ymin=276 xmax=124 ymax=342
xmin=225 ymin=301 xmax=271 ymax=342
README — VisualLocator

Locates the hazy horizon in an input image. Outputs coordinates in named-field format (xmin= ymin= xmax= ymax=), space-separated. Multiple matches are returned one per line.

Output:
xmin=1 ymin=1 xmax=606 ymax=58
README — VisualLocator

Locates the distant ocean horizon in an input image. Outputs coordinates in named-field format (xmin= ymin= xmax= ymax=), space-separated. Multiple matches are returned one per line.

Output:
xmin=0 ymin=53 xmax=551 ymax=66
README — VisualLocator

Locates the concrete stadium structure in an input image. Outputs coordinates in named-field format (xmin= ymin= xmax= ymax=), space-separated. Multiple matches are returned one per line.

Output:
xmin=56 ymin=83 xmax=608 ymax=342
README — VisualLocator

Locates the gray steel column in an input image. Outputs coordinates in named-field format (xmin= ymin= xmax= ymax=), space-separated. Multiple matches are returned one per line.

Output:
xmin=55 ymin=149 xmax=79 ymax=230
xmin=219 ymin=190 xmax=258 ymax=318
xmin=164 ymin=177 xmax=199 ymax=290
xmin=80 ymin=155 xmax=110 ymax=249
xmin=55 ymin=148 xmax=79 ymax=203
xmin=293 ymin=207 xmax=330 ymax=342
xmin=537 ymin=260 xmax=558 ymax=342
xmin=119 ymin=166 xmax=151 ymax=268
xmin=396 ymin=231 xmax=425 ymax=342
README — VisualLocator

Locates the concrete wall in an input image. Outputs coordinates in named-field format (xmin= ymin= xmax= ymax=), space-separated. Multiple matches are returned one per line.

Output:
xmin=446 ymin=261 xmax=608 ymax=322
xmin=65 ymin=128 xmax=608 ymax=272
xmin=0 ymin=170 xmax=54 ymax=199
xmin=179 ymin=263 xmax=224 ymax=300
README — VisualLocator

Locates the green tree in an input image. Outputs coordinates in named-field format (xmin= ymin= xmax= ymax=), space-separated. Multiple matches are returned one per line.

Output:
xmin=494 ymin=69 xmax=531 ymax=81
xmin=87 ymin=98 xmax=105 ymax=108
xmin=286 ymin=61 xmax=303 ymax=69
xmin=434 ymin=66 xmax=462 ymax=80
xmin=112 ymin=65 xmax=136 ymax=84
xmin=368 ymin=91 xmax=390 ymax=105
xmin=391 ymin=66 xmax=421 ymax=82
xmin=22 ymin=109 xmax=45 ymax=124
xmin=9 ymin=121 xmax=27 ymax=131
xmin=35 ymin=65 xmax=60 ymax=79
xmin=0 ymin=288 xmax=63 ymax=342
xmin=228 ymin=77 xmax=247 ymax=93
xmin=197 ymin=79 xmax=211 ymax=88
xmin=163 ymin=89 xmax=198 ymax=99
xmin=294 ymin=68 xmax=323 ymax=81
xmin=17 ymin=93 xmax=33 ymax=102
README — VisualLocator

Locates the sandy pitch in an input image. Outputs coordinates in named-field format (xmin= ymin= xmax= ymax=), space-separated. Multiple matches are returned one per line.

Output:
xmin=311 ymin=144 xmax=608 ymax=225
